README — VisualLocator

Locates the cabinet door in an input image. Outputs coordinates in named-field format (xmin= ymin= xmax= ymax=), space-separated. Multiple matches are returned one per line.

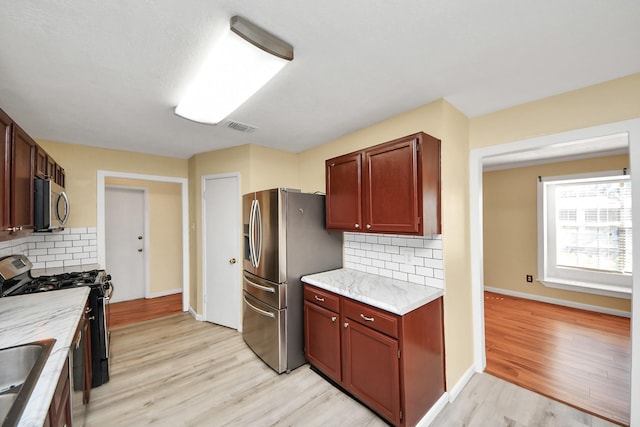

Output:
xmin=342 ymin=320 xmax=400 ymax=425
xmin=35 ymin=145 xmax=48 ymax=177
xmin=326 ymin=152 xmax=362 ymax=231
xmin=304 ymin=301 xmax=342 ymax=382
xmin=10 ymin=124 xmax=35 ymax=229
xmin=0 ymin=109 xmax=11 ymax=232
xmin=363 ymin=136 xmax=420 ymax=234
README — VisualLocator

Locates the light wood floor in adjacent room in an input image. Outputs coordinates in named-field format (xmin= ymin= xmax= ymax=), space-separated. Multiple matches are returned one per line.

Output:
xmin=484 ymin=291 xmax=631 ymax=426
xmin=85 ymin=311 xmax=620 ymax=426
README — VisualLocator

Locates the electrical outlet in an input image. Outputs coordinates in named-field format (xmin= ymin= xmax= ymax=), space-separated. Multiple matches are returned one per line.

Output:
xmin=526 ymin=275 xmax=533 ymax=283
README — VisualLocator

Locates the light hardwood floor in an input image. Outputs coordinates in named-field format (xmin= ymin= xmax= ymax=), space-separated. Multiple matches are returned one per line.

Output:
xmin=484 ymin=292 xmax=631 ymax=426
xmin=84 ymin=312 xmax=619 ymax=426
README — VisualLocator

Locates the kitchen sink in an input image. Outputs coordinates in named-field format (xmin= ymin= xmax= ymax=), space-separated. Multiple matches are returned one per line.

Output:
xmin=0 ymin=339 xmax=55 ymax=427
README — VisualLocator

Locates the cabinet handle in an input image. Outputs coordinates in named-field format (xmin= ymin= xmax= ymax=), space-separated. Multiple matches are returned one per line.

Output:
xmin=366 ymin=224 xmax=371 ymax=229
xmin=360 ymin=314 xmax=375 ymax=322
xmin=314 ymin=295 xmax=325 ymax=302
xmin=344 ymin=322 xmax=349 ymax=328
xmin=331 ymin=316 xmax=337 ymax=322
xmin=354 ymin=223 xmax=360 ymax=229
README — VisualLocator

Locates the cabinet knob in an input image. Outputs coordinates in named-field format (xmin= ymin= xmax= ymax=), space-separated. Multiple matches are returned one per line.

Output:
xmin=354 ymin=223 xmax=360 ymax=229
xmin=343 ymin=322 xmax=349 ymax=328
xmin=314 ymin=295 xmax=325 ymax=302
xmin=331 ymin=316 xmax=337 ymax=322
xmin=229 ymin=258 xmax=237 ymax=264
xmin=366 ymin=224 xmax=371 ymax=229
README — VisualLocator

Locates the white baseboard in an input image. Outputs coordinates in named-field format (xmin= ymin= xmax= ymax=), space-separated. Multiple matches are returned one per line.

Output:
xmin=416 ymin=392 xmax=449 ymax=426
xmin=147 ymin=288 xmax=183 ymax=298
xmin=188 ymin=306 xmax=203 ymax=321
xmin=448 ymin=365 xmax=476 ymax=402
xmin=485 ymin=286 xmax=631 ymax=318
xmin=416 ymin=364 xmax=476 ymax=426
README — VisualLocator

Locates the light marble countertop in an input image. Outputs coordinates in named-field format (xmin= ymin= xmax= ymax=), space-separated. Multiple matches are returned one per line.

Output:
xmin=301 ymin=268 xmax=443 ymax=315
xmin=0 ymin=287 xmax=90 ymax=427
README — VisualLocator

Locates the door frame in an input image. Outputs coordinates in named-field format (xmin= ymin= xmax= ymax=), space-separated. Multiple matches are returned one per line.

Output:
xmin=201 ymin=172 xmax=241 ymax=330
xmin=104 ymin=184 xmax=149 ymax=299
xmin=469 ymin=118 xmax=640 ymax=425
xmin=97 ymin=170 xmax=190 ymax=312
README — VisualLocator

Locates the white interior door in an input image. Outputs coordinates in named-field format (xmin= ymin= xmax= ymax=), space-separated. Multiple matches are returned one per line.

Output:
xmin=106 ymin=186 xmax=146 ymax=303
xmin=203 ymin=174 xmax=240 ymax=329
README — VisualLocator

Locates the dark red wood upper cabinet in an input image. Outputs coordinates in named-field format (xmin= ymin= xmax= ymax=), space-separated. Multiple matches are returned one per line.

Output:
xmin=0 ymin=108 xmax=12 ymax=232
xmin=325 ymin=132 xmax=441 ymax=235
xmin=364 ymin=137 xmax=419 ymax=234
xmin=326 ymin=152 xmax=362 ymax=231
xmin=10 ymin=124 xmax=35 ymax=230
xmin=35 ymin=145 xmax=48 ymax=178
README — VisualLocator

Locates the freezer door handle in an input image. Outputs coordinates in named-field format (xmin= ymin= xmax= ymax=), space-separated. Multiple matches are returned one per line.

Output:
xmin=245 ymin=277 xmax=276 ymax=293
xmin=244 ymin=295 xmax=275 ymax=318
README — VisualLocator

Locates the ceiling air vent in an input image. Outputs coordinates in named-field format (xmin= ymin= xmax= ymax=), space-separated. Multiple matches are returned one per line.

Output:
xmin=224 ymin=120 xmax=257 ymax=133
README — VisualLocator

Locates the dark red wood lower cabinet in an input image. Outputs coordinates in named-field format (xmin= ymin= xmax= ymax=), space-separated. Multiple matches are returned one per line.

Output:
xmin=343 ymin=319 xmax=400 ymax=425
xmin=303 ymin=284 xmax=445 ymax=427
xmin=304 ymin=300 xmax=342 ymax=382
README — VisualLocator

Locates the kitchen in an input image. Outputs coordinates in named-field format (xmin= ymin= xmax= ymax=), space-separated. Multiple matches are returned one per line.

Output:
xmin=1 ymin=2 xmax=640 ymax=426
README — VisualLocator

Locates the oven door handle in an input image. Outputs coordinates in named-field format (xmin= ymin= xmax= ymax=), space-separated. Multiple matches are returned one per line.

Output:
xmin=244 ymin=296 xmax=275 ymax=318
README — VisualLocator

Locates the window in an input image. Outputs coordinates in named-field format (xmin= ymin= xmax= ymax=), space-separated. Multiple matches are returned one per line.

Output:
xmin=538 ymin=170 xmax=632 ymax=297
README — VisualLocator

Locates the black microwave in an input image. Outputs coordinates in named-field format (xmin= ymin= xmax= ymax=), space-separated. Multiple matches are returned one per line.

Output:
xmin=34 ymin=178 xmax=70 ymax=231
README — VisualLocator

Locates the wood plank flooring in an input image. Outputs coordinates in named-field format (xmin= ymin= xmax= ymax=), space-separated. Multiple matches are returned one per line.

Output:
xmin=484 ymin=291 xmax=631 ymax=426
xmin=108 ymin=293 xmax=183 ymax=329
xmin=84 ymin=311 xmax=620 ymax=426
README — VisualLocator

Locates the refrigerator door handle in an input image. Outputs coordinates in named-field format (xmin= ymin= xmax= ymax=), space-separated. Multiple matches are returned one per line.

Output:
xmin=244 ymin=295 xmax=275 ymax=318
xmin=255 ymin=199 xmax=262 ymax=267
xmin=249 ymin=199 xmax=257 ymax=267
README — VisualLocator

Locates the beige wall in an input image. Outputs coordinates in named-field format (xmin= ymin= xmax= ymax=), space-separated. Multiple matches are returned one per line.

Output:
xmin=36 ymin=140 xmax=188 ymax=227
xmin=470 ymin=73 xmax=640 ymax=149
xmin=296 ymin=98 xmax=474 ymax=393
xmin=106 ymin=178 xmax=183 ymax=296
xmin=189 ymin=144 xmax=299 ymax=314
xmin=483 ymin=155 xmax=631 ymax=312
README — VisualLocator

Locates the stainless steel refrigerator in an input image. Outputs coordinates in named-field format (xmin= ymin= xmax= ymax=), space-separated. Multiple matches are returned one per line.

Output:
xmin=242 ymin=188 xmax=342 ymax=373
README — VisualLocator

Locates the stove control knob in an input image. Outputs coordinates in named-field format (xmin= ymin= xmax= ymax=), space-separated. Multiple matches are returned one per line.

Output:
xmin=105 ymin=274 xmax=112 ymax=281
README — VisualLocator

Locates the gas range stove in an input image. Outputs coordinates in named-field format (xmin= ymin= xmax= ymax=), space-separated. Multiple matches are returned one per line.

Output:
xmin=0 ymin=255 xmax=111 ymax=298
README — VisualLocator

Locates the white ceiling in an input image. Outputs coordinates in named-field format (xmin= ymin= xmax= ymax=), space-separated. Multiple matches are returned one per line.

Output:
xmin=0 ymin=1 xmax=638 ymax=159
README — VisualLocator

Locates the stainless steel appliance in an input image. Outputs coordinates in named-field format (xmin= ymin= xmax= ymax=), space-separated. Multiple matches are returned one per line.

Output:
xmin=0 ymin=255 xmax=113 ymax=390
xmin=242 ymin=189 xmax=342 ymax=373
xmin=34 ymin=177 xmax=70 ymax=231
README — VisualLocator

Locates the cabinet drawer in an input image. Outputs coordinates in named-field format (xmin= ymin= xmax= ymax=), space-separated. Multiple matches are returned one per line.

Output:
xmin=304 ymin=285 xmax=340 ymax=312
xmin=343 ymin=298 xmax=398 ymax=338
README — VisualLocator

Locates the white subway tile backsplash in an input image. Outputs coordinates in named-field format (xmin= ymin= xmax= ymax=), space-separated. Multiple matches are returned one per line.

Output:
xmin=342 ymin=232 xmax=444 ymax=290
xmin=0 ymin=227 xmax=104 ymax=269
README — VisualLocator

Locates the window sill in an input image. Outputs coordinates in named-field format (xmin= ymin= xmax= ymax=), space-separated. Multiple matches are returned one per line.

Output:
xmin=540 ymin=278 xmax=632 ymax=299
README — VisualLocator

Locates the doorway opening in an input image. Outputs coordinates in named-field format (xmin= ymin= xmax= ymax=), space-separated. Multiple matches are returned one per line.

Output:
xmin=469 ymin=119 xmax=640 ymax=426
xmin=97 ymin=171 xmax=189 ymax=311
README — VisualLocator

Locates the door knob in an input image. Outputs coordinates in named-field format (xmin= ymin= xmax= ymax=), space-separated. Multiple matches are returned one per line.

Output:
xmin=137 ymin=248 xmax=143 ymax=252
xmin=229 ymin=258 xmax=237 ymax=264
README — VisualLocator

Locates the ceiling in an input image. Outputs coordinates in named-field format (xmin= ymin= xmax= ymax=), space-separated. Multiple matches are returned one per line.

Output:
xmin=0 ymin=1 xmax=638 ymax=160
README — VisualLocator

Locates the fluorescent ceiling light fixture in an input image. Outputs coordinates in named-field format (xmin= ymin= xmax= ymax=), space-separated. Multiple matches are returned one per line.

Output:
xmin=175 ymin=16 xmax=294 ymax=125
